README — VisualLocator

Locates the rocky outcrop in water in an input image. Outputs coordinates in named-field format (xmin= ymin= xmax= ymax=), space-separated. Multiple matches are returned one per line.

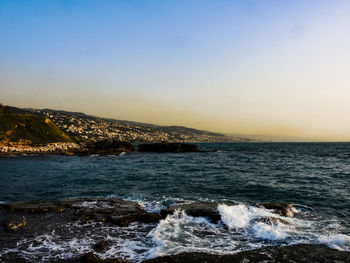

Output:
xmin=259 ymin=202 xmax=298 ymax=217
xmin=160 ymin=201 xmax=236 ymax=223
xmin=138 ymin=142 xmax=200 ymax=153
xmin=142 ymin=244 xmax=350 ymax=263
xmin=76 ymin=139 xmax=134 ymax=156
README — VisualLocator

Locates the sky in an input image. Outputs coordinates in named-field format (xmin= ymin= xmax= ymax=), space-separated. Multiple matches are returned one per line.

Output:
xmin=1 ymin=0 xmax=350 ymax=141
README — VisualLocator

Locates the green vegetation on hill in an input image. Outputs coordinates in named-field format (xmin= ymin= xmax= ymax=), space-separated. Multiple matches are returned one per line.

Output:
xmin=0 ymin=113 xmax=71 ymax=145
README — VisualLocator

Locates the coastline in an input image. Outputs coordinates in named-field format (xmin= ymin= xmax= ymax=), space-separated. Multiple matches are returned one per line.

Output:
xmin=0 ymin=141 xmax=215 ymax=157
xmin=0 ymin=142 xmax=82 ymax=156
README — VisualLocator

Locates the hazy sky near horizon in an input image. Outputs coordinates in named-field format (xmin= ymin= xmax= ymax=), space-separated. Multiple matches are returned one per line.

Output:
xmin=1 ymin=0 xmax=350 ymax=141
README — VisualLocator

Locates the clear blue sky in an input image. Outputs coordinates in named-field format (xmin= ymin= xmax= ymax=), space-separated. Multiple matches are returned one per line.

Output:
xmin=1 ymin=0 xmax=350 ymax=140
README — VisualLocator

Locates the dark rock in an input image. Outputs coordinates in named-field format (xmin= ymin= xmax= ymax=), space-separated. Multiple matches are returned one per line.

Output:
xmin=0 ymin=198 xmax=161 ymax=227
xmin=160 ymin=202 xmax=226 ymax=223
xmin=0 ymin=198 xmax=161 ymax=261
xmin=138 ymin=212 xmax=163 ymax=224
xmin=259 ymin=202 xmax=298 ymax=217
xmin=0 ymin=201 xmax=67 ymax=213
xmin=94 ymin=139 xmax=133 ymax=155
xmin=107 ymin=212 xmax=161 ymax=227
xmin=73 ymin=199 xmax=161 ymax=227
xmin=3 ymin=216 xmax=26 ymax=231
xmin=75 ymin=139 xmax=133 ymax=156
xmin=142 ymin=244 xmax=350 ymax=263
xmin=138 ymin=143 xmax=199 ymax=153
xmin=80 ymin=252 xmax=127 ymax=263
xmin=92 ymin=240 xmax=109 ymax=252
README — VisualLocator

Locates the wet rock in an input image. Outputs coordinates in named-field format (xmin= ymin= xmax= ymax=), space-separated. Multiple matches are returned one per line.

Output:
xmin=92 ymin=240 xmax=109 ymax=252
xmin=73 ymin=199 xmax=161 ymax=227
xmin=108 ymin=212 xmax=161 ymax=227
xmin=138 ymin=142 xmax=199 ymax=153
xmin=142 ymin=244 xmax=350 ymax=263
xmin=0 ymin=201 xmax=67 ymax=213
xmin=80 ymin=252 xmax=127 ymax=263
xmin=161 ymin=202 xmax=228 ymax=223
xmin=259 ymin=202 xmax=298 ymax=217
xmin=4 ymin=216 xmax=26 ymax=231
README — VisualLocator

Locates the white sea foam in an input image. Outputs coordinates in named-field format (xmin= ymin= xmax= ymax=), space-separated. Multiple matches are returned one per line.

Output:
xmin=252 ymin=222 xmax=288 ymax=240
xmin=318 ymin=234 xmax=350 ymax=251
xmin=218 ymin=204 xmax=313 ymax=241
xmin=147 ymin=210 xmax=237 ymax=258
xmin=218 ymin=204 xmax=252 ymax=229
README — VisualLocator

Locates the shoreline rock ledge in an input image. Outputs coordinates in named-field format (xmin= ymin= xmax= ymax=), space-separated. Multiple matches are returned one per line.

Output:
xmin=0 ymin=198 xmax=161 ymax=228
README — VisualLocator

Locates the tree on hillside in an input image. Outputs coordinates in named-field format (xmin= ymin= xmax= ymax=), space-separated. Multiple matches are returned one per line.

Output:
xmin=4 ymin=105 xmax=10 ymax=113
xmin=0 ymin=103 xmax=11 ymax=114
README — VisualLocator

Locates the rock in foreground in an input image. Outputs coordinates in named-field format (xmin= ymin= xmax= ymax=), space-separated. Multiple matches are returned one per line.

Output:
xmin=80 ymin=252 xmax=127 ymax=263
xmin=143 ymin=244 xmax=350 ymax=263
xmin=0 ymin=198 xmax=161 ymax=228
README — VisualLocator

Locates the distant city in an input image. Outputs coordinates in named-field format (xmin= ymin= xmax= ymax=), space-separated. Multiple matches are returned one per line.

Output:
xmin=32 ymin=109 xmax=253 ymax=143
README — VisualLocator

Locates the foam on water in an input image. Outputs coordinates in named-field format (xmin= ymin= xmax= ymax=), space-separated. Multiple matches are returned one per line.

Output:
xmin=218 ymin=204 xmax=296 ymax=240
xmin=147 ymin=210 xmax=228 ymax=258
xmin=107 ymin=193 xmax=186 ymax=213
xmin=318 ymin=234 xmax=350 ymax=251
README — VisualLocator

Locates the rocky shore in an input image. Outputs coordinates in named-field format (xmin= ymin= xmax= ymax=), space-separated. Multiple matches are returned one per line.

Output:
xmin=0 ymin=141 xmax=213 ymax=156
xmin=1 ymin=198 xmax=349 ymax=262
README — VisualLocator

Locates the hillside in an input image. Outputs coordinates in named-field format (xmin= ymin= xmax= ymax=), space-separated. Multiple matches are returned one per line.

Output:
xmin=0 ymin=113 xmax=72 ymax=145
xmin=26 ymin=108 xmax=253 ymax=143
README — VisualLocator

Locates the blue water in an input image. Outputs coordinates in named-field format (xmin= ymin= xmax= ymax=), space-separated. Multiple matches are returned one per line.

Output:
xmin=1 ymin=143 xmax=350 ymax=261
xmin=1 ymin=143 xmax=350 ymax=224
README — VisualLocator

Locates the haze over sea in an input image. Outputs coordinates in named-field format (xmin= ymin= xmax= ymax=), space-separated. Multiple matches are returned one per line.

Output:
xmin=1 ymin=143 xmax=349 ymax=261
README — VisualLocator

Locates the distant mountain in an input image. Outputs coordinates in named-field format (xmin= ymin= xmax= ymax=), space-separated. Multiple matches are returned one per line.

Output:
xmin=0 ymin=112 xmax=72 ymax=145
xmin=229 ymin=133 xmax=307 ymax=142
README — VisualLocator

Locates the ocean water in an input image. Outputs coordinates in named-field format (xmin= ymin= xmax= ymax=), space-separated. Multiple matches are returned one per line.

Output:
xmin=1 ymin=143 xmax=350 ymax=261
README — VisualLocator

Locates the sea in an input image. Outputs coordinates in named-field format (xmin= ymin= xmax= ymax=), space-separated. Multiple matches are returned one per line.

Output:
xmin=0 ymin=143 xmax=350 ymax=262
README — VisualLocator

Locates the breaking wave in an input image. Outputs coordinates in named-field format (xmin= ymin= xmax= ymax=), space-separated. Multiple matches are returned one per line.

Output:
xmin=1 ymin=200 xmax=349 ymax=262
